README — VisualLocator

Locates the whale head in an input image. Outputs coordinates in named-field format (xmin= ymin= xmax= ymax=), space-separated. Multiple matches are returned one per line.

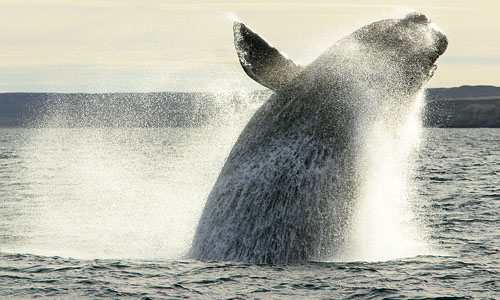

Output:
xmin=340 ymin=12 xmax=448 ymax=91
xmin=234 ymin=12 xmax=447 ymax=96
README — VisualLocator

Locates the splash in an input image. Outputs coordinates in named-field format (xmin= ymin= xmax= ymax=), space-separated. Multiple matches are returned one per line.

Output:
xmin=3 ymin=12 xmax=447 ymax=264
xmin=340 ymin=91 xmax=431 ymax=262
xmin=4 ymin=92 xmax=262 ymax=260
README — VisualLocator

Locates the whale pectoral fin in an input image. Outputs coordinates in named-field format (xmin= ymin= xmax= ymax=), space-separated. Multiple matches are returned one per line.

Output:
xmin=234 ymin=22 xmax=304 ymax=91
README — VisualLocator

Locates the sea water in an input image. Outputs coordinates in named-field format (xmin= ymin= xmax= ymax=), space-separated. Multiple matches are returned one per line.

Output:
xmin=0 ymin=125 xmax=498 ymax=299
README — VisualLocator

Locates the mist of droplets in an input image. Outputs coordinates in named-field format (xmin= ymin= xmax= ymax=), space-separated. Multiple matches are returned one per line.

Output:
xmin=6 ymin=92 xmax=264 ymax=260
xmin=319 ymin=18 xmax=443 ymax=261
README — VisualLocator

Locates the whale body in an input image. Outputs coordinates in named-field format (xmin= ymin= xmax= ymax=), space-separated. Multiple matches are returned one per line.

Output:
xmin=189 ymin=12 xmax=447 ymax=264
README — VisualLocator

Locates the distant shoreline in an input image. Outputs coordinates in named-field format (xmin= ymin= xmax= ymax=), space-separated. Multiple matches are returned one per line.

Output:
xmin=424 ymin=85 xmax=500 ymax=128
xmin=1 ymin=86 xmax=499 ymax=128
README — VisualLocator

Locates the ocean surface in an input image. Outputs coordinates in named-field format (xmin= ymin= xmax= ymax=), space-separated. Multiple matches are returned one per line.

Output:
xmin=0 ymin=126 xmax=499 ymax=299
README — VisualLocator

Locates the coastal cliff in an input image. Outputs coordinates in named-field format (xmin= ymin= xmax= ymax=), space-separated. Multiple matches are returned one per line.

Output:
xmin=424 ymin=85 xmax=500 ymax=127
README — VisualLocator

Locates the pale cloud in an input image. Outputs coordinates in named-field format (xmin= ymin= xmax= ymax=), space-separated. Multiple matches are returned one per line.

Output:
xmin=0 ymin=0 xmax=499 ymax=92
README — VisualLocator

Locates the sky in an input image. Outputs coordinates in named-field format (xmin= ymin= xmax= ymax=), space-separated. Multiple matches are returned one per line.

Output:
xmin=0 ymin=0 xmax=499 ymax=93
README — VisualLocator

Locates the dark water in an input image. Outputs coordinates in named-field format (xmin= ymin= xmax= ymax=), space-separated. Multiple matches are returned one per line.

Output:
xmin=0 ymin=128 xmax=499 ymax=299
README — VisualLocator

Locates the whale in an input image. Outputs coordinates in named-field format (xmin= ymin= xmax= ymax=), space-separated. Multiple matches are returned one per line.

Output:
xmin=189 ymin=12 xmax=447 ymax=264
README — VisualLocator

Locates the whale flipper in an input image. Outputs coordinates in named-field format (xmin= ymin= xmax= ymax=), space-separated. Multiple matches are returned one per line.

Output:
xmin=234 ymin=22 xmax=304 ymax=91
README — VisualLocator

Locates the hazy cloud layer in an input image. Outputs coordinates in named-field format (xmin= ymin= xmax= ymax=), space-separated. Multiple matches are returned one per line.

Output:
xmin=1 ymin=0 xmax=499 ymax=92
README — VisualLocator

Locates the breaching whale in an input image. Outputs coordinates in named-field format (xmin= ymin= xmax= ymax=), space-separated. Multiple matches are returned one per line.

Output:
xmin=189 ymin=12 xmax=447 ymax=264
